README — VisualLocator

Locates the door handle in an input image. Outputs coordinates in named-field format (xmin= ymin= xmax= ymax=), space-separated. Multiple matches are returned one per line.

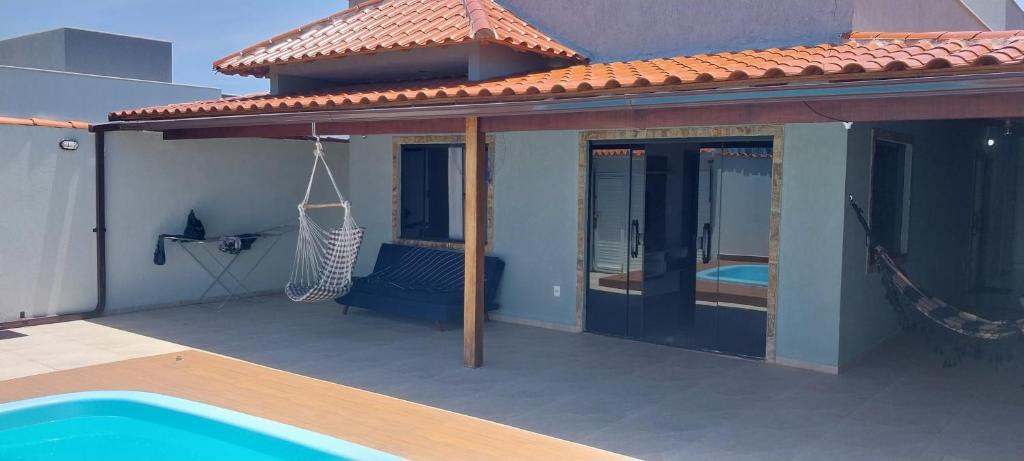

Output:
xmin=702 ymin=223 xmax=712 ymax=264
xmin=631 ymin=219 xmax=641 ymax=258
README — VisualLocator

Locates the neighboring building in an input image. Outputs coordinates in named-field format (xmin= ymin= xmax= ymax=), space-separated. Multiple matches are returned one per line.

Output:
xmin=11 ymin=0 xmax=1024 ymax=373
xmin=0 ymin=28 xmax=219 ymax=122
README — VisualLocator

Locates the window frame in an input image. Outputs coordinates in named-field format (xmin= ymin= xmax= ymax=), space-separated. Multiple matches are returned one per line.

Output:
xmin=866 ymin=129 xmax=914 ymax=269
xmin=398 ymin=143 xmax=460 ymax=243
xmin=392 ymin=135 xmax=495 ymax=251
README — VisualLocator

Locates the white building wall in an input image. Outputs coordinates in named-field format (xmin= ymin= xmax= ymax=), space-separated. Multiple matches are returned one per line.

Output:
xmin=103 ymin=132 xmax=348 ymax=312
xmin=0 ymin=124 xmax=97 ymax=321
xmin=0 ymin=127 xmax=348 ymax=321
xmin=0 ymin=65 xmax=219 ymax=123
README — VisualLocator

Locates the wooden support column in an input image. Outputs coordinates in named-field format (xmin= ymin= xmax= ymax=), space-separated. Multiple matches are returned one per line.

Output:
xmin=463 ymin=116 xmax=486 ymax=368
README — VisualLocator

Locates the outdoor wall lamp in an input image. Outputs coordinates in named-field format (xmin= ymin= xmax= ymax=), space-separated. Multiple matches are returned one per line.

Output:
xmin=59 ymin=139 xmax=79 ymax=151
xmin=985 ymin=120 xmax=1015 ymax=148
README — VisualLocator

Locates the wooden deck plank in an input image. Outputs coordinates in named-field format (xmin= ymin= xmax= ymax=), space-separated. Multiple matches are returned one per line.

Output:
xmin=0 ymin=350 xmax=630 ymax=461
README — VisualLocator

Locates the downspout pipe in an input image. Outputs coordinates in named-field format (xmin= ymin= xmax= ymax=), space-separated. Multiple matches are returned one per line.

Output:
xmin=0 ymin=130 xmax=106 ymax=329
xmin=93 ymin=130 xmax=107 ymax=315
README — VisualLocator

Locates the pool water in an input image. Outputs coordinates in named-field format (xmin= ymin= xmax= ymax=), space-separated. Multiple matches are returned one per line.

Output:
xmin=0 ymin=392 xmax=400 ymax=461
xmin=697 ymin=264 xmax=769 ymax=287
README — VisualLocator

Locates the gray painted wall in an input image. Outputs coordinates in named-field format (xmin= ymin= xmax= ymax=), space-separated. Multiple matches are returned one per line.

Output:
xmin=347 ymin=135 xmax=395 ymax=276
xmin=500 ymin=0 xmax=853 ymax=63
xmin=838 ymin=121 xmax=980 ymax=366
xmin=775 ymin=123 xmax=849 ymax=370
xmin=853 ymin=0 xmax=986 ymax=31
xmin=962 ymin=0 xmax=1024 ymax=29
xmin=1015 ymin=137 xmax=1024 ymax=301
xmin=0 ymin=125 xmax=97 ymax=321
xmin=343 ymin=125 xmax=872 ymax=365
xmin=345 ymin=132 xmax=582 ymax=329
xmin=0 ymin=28 xmax=172 ymax=82
xmin=491 ymin=131 xmax=580 ymax=329
xmin=0 ymin=65 xmax=218 ymax=123
xmin=1008 ymin=0 xmax=1024 ymax=28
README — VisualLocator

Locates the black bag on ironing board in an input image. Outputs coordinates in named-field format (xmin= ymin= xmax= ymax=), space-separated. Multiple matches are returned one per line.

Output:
xmin=183 ymin=209 xmax=205 ymax=240
xmin=153 ymin=210 xmax=206 ymax=265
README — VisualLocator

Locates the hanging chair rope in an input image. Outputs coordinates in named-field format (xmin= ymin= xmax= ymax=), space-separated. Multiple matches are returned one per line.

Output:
xmin=285 ymin=131 xmax=364 ymax=303
xmin=848 ymin=195 xmax=1024 ymax=340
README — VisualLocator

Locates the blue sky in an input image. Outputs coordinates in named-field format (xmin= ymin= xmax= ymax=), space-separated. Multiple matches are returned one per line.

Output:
xmin=2 ymin=1 xmax=1024 ymax=95
xmin=0 ymin=1 xmax=344 ymax=95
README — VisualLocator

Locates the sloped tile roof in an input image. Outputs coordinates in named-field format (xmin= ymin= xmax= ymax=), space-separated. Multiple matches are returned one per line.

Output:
xmin=116 ymin=31 xmax=1024 ymax=121
xmin=0 ymin=116 xmax=90 ymax=129
xmin=213 ymin=0 xmax=585 ymax=77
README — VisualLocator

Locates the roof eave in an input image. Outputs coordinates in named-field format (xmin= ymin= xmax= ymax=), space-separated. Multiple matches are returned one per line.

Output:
xmin=95 ymin=71 xmax=1024 ymax=132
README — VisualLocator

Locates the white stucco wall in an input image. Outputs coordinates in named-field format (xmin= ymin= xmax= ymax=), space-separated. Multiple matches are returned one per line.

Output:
xmin=103 ymin=132 xmax=348 ymax=312
xmin=0 ymin=65 xmax=219 ymax=123
xmin=0 ymin=128 xmax=348 ymax=320
xmin=0 ymin=124 xmax=97 ymax=321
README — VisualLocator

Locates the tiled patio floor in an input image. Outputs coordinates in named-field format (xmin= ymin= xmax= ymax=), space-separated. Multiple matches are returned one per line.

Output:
xmin=0 ymin=321 xmax=185 ymax=380
xmin=15 ymin=294 xmax=1024 ymax=460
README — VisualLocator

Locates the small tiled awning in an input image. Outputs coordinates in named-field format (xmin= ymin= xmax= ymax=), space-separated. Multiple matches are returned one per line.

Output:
xmin=113 ymin=30 xmax=1024 ymax=122
xmin=592 ymin=148 xmax=645 ymax=157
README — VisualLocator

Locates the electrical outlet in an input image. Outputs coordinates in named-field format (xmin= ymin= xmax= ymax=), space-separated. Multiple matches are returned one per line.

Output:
xmin=553 ymin=285 xmax=561 ymax=297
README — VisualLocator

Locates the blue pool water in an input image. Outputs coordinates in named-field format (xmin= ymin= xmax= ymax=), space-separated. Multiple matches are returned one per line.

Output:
xmin=0 ymin=391 xmax=400 ymax=461
xmin=697 ymin=264 xmax=769 ymax=287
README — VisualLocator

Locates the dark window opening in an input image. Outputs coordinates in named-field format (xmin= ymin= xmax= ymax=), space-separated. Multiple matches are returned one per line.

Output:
xmin=400 ymin=144 xmax=463 ymax=242
xmin=870 ymin=138 xmax=912 ymax=259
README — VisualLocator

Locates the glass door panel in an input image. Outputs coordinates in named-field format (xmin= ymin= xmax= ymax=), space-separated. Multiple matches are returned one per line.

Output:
xmin=586 ymin=151 xmax=632 ymax=336
xmin=709 ymin=145 xmax=772 ymax=358
xmin=639 ymin=146 xmax=710 ymax=349
xmin=693 ymin=149 xmax=720 ymax=350
xmin=626 ymin=150 xmax=645 ymax=337
xmin=587 ymin=141 xmax=772 ymax=359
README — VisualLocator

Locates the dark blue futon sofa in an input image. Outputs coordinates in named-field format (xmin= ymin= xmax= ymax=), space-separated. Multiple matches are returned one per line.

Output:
xmin=336 ymin=243 xmax=505 ymax=329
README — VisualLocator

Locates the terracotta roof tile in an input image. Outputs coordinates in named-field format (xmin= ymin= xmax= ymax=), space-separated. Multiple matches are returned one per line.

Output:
xmin=0 ymin=116 xmax=90 ymax=129
xmin=214 ymin=0 xmax=585 ymax=77
xmin=115 ymin=30 xmax=1024 ymax=121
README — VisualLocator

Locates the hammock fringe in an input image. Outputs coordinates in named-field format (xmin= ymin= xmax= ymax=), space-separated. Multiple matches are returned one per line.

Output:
xmin=849 ymin=195 xmax=1024 ymax=367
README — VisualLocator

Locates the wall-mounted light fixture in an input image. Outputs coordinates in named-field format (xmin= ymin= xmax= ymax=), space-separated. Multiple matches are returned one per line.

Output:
xmin=985 ymin=120 xmax=1016 ymax=148
xmin=59 ymin=139 xmax=80 ymax=151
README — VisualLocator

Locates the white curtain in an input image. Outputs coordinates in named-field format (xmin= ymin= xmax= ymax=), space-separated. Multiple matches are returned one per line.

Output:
xmin=448 ymin=146 xmax=464 ymax=241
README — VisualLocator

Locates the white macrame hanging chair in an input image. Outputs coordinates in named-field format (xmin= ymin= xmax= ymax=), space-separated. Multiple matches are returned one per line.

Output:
xmin=285 ymin=131 xmax=364 ymax=303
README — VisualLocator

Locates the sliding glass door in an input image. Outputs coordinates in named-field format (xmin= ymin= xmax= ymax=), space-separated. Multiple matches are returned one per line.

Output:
xmin=586 ymin=141 xmax=772 ymax=358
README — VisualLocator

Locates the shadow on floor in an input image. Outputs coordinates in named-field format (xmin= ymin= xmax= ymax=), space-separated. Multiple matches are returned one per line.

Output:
xmin=92 ymin=295 xmax=1024 ymax=461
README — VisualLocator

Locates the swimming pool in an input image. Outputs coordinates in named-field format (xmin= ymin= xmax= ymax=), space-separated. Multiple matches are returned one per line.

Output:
xmin=697 ymin=264 xmax=769 ymax=287
xmin=0 ymin=391 xmax=400 ymax=461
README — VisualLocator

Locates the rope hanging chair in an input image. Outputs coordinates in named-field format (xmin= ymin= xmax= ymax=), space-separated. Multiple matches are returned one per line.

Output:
xmin=849 ymin=196 xmax=1024 ymax=366
xmin=285 ymin=129 xmax=364 ymax=303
